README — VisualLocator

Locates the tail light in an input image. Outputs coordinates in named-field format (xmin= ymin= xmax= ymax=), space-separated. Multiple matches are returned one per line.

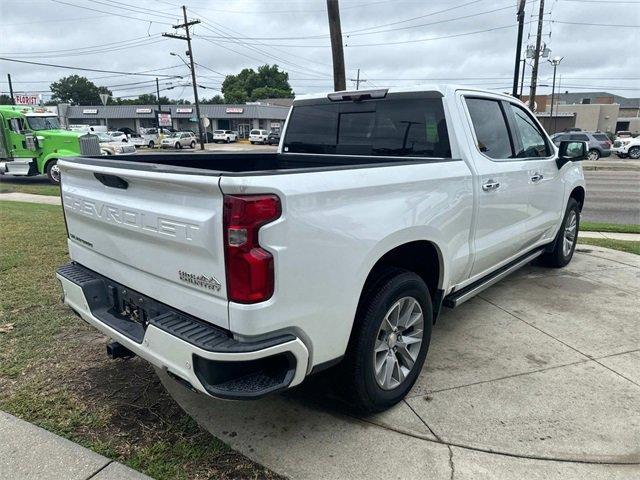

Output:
xmin=223 ymin=194 xmax=281 ymax=303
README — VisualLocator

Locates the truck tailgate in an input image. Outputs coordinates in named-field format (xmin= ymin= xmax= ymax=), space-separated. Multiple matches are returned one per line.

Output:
xmin=58 ymin=159 xmax=229 ymax=329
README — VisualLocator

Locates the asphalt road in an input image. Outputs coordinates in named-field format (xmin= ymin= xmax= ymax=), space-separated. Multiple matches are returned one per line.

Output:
xmin=582 ymin=170 xmax=640 ymax=225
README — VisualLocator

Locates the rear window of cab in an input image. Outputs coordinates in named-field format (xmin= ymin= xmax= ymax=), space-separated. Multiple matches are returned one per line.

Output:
xmin=283 ymin=95 xmax=451 ymax=158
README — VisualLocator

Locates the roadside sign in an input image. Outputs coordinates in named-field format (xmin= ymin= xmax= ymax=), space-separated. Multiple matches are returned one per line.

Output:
xmin=14 ymin=94 xmax=39 ymax=106
xmin=158 ymin=112 xmax=172 ymax=127
xmin=202 ymin=117 xmax=210 ymax=128
xmin=99 ymin=93 xmax=110 ymax=106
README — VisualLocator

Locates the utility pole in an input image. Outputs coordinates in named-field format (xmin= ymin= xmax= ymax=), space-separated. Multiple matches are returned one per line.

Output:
xmin=155 ymin=77 xmax=162 ymax=129
xmin=349 ymin=69 xmax=366 ymax=90
xmin=528 ymin=0 xmax=545 ymax=111
xmin=163 ymin=5 xmax=205 ymax=150
xmin=548 ymin=56 xmax=563 ymax=134
xmin=512 ymin=0 xmax=526 ymax=98
xmin=7 ymin=74 xmax=15 ymax=104
xmin=519 ymin=59 xmax=527 ymax=97
xmin=326 ymin=0 xmax=346 ymax=91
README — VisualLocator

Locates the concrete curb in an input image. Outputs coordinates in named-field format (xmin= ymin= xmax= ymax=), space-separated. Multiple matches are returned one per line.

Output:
xmin=0 ymin=411 xmax=153 ymax=480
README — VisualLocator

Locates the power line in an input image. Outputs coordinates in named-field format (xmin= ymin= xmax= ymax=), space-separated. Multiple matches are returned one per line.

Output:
xmin=0 ymin=34 xmax=162 ymax=56
xmin=0 ymin=57 xmax=183 ymax=78
xmin=552 ymin=20 xmax=640 ymax=27
xmin=48 ymin=0 xmax=174 ymax=25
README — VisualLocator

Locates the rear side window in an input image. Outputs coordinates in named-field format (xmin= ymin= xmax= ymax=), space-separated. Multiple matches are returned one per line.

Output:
xmin=508 ymin=104 xmax=551 ymax=158
xmin=465 ymin=98 xmax=513 ymax=159
xmin=593 ymin=134 xmax=608 ymax=141
xmin=283 ymin=97 xmax=451 ymax=158
xmin=570 ymin=134 xmax=589 ymax=141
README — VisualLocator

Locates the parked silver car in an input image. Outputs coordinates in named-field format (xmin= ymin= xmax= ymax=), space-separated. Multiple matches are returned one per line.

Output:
xmin=551 ymin=131 xmax=611 ymax=160
xmin=161 ymin=132 xmax=197 ymax=149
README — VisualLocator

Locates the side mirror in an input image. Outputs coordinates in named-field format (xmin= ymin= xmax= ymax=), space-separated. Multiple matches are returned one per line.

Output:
xmin=557 ymin=140 xmax=587 ymax=168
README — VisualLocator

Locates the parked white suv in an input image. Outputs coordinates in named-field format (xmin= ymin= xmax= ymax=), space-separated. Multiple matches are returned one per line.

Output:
xmin=612 ymin=136 xmax=640 ymax=159
xmin=160 ymin=131 xmax=197 ymax=149
xmin=249 ymin=129 xmax=268 ymax=144
xmin=56 ymin=86 xmax=586 ymax=412
xmin=213 ymin=130 xmax=237 ymax=143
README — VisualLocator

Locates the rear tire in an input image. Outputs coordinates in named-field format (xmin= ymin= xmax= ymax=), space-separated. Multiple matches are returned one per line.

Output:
xmin=226 ymin=137 xmax=231 ymax=143
xmin=587 ymin=149 xmax=600 ymax=161
xmin=190 ymin=141 xmax=196 ymax=149
xmin=148 ymin=141 xmax=155 ymax=148
xmin=340 ymin=269 xmax=432 ymax=413
xmin=540 ymin=198 xmax=580 ymax=268
xmin=45 ymin=160 xmax=60 ymax=185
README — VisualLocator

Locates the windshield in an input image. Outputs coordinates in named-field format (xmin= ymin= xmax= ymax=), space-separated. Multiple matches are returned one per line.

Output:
xmin=96 ymin=133 xmax=111 ymax=142
xmin=26 ymin=116 xmax=61 ymax=130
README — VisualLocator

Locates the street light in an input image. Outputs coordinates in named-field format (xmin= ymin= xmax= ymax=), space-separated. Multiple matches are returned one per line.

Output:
xmin=548 ymin=56 xmax=564 ymax=134
xmin=170 ymin=52 xmax=190 ymax=69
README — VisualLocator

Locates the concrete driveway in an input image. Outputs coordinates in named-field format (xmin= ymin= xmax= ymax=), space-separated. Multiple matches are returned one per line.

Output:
xmin=160 ymin=245 xmax=639 ymax=479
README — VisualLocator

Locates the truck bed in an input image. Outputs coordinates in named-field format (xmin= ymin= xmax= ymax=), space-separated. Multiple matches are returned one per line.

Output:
xmin=72 ymin=152 xmax=451 ymax=176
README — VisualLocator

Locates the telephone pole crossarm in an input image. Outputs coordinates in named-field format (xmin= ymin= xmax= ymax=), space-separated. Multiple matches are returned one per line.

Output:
xmin=163 ymin=6 xmax=205 ymax=150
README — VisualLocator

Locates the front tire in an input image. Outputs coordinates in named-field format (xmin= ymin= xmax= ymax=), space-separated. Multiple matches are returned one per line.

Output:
xmin=45 ymin=160 xmax=60 ymax=185
xmin=148 ymin=141 xmax=155 ymax=148
xmin=540 ymin=198 xmax=580 ymax=268
xmin=628 ymin=146 xmax=640 ymax=160
xmin=175 ymin=142 xmax=181 ymax=149
xmin=340 ymin=269 xmax=432 ymax=413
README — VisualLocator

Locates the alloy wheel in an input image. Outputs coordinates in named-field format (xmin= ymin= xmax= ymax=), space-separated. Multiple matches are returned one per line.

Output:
xmin=373 ymin=296 xmax=424 ymax=390
xmin=563 ymin=210 xmax=577 ymax=257
xmin=50 ymin=163 xmax=61 ymax=183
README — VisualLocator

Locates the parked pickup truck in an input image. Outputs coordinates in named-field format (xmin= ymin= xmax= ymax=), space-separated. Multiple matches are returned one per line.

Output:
xmin=56 ymin=86 xmax=587 ymax=412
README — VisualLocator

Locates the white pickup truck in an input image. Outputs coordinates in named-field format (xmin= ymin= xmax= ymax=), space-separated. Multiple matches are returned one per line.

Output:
xmin=56 ymin=86 xmax=587 ymax=412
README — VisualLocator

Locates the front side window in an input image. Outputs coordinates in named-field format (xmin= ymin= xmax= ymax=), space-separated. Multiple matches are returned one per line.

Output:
xmin=508 ymin=104 xmax=550 ymax=158
xmin=465 ymin=98 xmax=513 ymax=159
xmin=284 ymin=96 xmax=450 ymax=158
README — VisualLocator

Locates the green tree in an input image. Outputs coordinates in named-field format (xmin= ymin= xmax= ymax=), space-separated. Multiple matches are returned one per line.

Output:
xmin=201 ymin=95 xmax=224 ymax=104
xmin=50 ymin=75 xmax=112 ymax=105
xmin=221 ymin=65 xmax=293 ymax=103
xmin=0 ymin=94 xmax=13 ymax=105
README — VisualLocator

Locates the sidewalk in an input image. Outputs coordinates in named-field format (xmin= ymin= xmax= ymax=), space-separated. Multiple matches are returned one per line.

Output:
xmin=579 ymin=230 xmax=640 ymax=241
xmin=0 ymin=191 xmax=61 ymax=205
xmin=0 ymin=411 xmax=153 ymax=480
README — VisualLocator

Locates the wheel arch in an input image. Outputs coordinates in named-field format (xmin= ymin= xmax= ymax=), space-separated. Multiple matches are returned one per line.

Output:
xmin=355 ymin=240 xmax=444 ymax=329
xmin=569 ymin=185 xmax=585 ymax=211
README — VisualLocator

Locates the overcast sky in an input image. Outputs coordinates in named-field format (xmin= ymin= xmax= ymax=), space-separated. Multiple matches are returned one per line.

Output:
xmin=1 ymin=0 xmax=638 ymax=103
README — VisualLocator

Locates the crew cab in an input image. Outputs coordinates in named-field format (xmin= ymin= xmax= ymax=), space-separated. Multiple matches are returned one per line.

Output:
xmin=56 ymin=86 xmax=587 ymax=412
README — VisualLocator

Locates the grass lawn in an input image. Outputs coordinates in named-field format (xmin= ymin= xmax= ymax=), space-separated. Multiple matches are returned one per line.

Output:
xmin=581 ymin=222 xmax=640 ymax=234
xmin=0 ymin=178 xmax=60 ymax=196
xmin=0 ymin=202 xmax=279 ymax=480
xmin=578 ymin=237 xmax=640 ymax=255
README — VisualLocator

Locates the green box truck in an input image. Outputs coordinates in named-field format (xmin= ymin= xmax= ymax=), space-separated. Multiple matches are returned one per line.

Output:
xmin=0 ymin=105 xmax=100 ymax=184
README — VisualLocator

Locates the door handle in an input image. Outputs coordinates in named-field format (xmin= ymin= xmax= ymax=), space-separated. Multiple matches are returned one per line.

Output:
xmin=482 ymin=180 xmax=500 ymax=191
xmin=531 ymin=173 xmax=544 ymax=183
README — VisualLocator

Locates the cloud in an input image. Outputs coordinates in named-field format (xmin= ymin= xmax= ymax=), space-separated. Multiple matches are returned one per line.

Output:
xmin=1 ymin=0 xmax=638 ymax=101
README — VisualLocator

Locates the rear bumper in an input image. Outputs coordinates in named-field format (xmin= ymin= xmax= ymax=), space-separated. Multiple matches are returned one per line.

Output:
xmin=56 ymin=262 xmax=309 ymax=399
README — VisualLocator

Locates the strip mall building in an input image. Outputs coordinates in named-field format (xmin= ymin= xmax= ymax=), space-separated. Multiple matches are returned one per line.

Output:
xmin=57 ymin=102 xmax=291 ymax=138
